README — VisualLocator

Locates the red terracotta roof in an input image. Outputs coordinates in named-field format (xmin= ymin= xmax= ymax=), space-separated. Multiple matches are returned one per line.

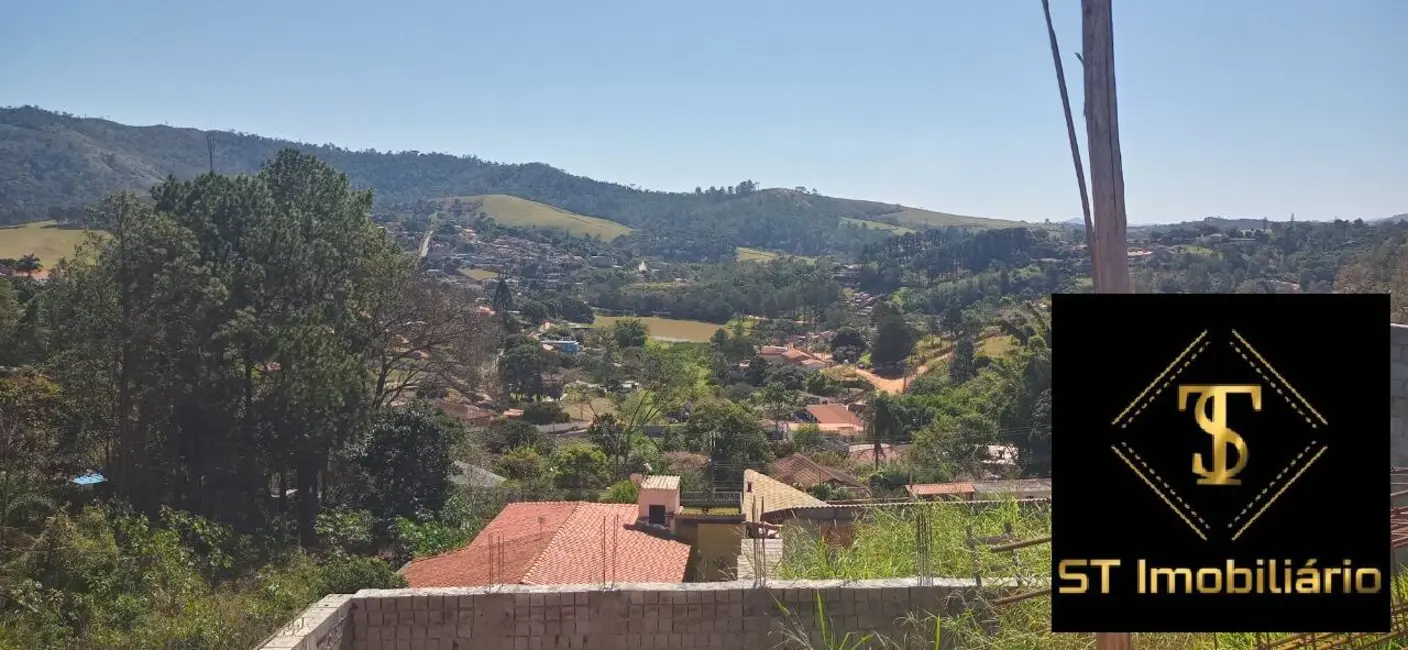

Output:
xmin=769 ymin=453 xmax=864 ymax=490
xmin=806 ymin=404 xmax=863 ymax=429
xmin=400 ymin=502 xmax=689 ymax=587
xmin=782 ymin=348 xmax=812 ymax=362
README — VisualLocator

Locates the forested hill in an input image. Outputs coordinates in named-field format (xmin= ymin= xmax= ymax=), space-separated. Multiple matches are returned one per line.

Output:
xmin=0 ymin=106 xmax=1029 ymax=253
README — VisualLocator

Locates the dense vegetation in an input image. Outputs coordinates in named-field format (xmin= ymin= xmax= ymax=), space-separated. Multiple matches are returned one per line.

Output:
xmin=0 ymin=152 xmax=505 ymax=649
xmin=0 ymin=106 xmax=1022 ymax=255
xmin=5 ymin=138 xmax=1408 ymax=650
xmin=584 ymin=259 xmax=845 ymax=324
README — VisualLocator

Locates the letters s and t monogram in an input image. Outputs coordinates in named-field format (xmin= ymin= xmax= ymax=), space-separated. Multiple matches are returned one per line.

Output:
xmin=1179 ymin=385 xmax=1262 ymax=486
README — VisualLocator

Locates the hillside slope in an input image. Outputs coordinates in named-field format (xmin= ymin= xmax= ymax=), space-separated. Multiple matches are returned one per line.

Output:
xmin=442 ymin=195 xmax=633 ymax=241
xmin=0 ymin=106 xmax=1034 ymax=253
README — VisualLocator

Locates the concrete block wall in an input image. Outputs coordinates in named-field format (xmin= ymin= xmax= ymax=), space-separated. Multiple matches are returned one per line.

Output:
xmin=348 ymin=579 xmax=977 ymax=650
xmin=255 ymin=594 xmax=353 ymax=650
xmin=1392 ymin=325 xmax=1408 ymax=467
xmin=255 ymin=578 xmax=983 ymax=650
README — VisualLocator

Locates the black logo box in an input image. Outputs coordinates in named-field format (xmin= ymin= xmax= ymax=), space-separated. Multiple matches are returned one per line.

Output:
xmin=1051 ymin=293 xmax=1390 ymax=634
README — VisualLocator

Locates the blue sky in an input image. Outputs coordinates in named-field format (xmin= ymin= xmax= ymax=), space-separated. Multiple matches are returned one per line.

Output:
xmin=3 ymin=0 xmax=1405 ymax=224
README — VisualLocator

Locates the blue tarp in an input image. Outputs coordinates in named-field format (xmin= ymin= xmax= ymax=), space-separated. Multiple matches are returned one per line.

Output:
xmin=72 ymin=472 xmax=106 ymax=486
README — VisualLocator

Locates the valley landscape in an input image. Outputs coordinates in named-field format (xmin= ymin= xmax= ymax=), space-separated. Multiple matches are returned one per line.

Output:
xmin=1 ymin=101 xmax=1404 ymax=650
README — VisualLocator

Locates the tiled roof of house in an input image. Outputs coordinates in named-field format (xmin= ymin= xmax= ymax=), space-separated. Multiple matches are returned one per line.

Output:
xmin=436 ymin=400 xmax=494 ymax=422
xmin=400 ymin=502 xmax=689 ymax=587
xmin=782 ymin=348 xmax=812 ymax=362
xmin=769 ymin=453 xmax=865 ymax=490
xmin=805 ymin=404 xmax=863 ymax=430
xmin=743 ymin=469 xmax=824 ymax=523
xmin=639 ymin=475 xmax=680 ymax=491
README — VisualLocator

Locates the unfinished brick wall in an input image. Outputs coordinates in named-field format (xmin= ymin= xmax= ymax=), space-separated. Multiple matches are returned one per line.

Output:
xmin=1392 ymin=324 xmax=1408 ymax=467
xmin=331 ymin=578 xmax=979 ymax=650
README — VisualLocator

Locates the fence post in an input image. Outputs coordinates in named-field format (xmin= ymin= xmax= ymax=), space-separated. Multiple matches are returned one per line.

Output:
xmin=1097 ymin=635 xmax=1134 ymax=650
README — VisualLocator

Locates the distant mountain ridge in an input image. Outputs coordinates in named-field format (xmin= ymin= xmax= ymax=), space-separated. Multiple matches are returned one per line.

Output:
xmin=0 ymin=106 xmax=1032 ymax=254
xmin=1065 ymin=214 xmax=1405 ymax=231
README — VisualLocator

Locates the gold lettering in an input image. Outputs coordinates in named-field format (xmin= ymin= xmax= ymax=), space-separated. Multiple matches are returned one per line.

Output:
xmin=1119 ymin=559 xmax=1382 ymax=595
xmin=1195 ymin=568 xmax=1222 ymax=593
xmin=1149 ymin=567 xmax=1194 ymax=594
xmin=1225 ymin=559 xmax=1253 ymax=593
xmin=1179 ymin=384 xmax=1260 ymax=485
xmin=1057 ymin=559 xmax=1121 ymax=594
xmin=1057 ymin=560 xmax=1088 ymax=594
xmin=1357 ymin=568 xmax=1382 ymax=593
xmin=1295 ymin=560 xmax=1321 ymax=593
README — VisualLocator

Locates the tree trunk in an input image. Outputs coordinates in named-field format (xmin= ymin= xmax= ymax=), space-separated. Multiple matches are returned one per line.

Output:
xmin=296 ymin=455 xmax=320 ymax=546
xmin=1083 ymin=0 xmax=1132 ymax=294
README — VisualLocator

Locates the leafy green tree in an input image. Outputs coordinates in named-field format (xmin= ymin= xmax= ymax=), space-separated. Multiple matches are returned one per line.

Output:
xmin=484 ymin=418 xmax=546 ymax=454
xmin=491 ymin=278 xmax=514 ymax=312
xmin=495 ymin=446 xmax=549 ymax=481
xmin=519 ymin=300 xmax=549 ymax=325
xmin=871 ymin=308 xmax=916 ymax=369
xmin=554 ymin=296 xmax=594 ymax=323
xmin=832 ymin=326 xmax=866 ymax=351
xmin=521 ymin=401 xmax=569 ymax=425
xmin=949 ymin=335 xmax=977 ymax=385
xmin=14 ymin=254 xmax=41 ymax=274
xmin=758 ymin=382 xmax=801 ymax=421
xmin=864 ymin=392 xmax=906 ymax=470
xmin=790 ymin=423 xmax=823 ymax=452
xmin=551 ymin=443 xmax=610 ymax=493
xmin=0 ymin=279 xmax=19 ymax=359
xmin=498 ymin=343 xmax=550 ymax=400
xmin=611 ymin=318 xmax=649 ymax=349
xmin=587 ymin=413 xmax=631 ymax=476
xmin=355 ymin=403 xmax=465 ymax=524
xmin=600 ymin=479 xmax=638 ymax=504
xmin=682 ymin=400 xmax=772 ymax=476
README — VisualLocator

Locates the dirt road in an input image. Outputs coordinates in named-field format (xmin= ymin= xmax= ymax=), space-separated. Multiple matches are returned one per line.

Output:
xmin=847 ymin=353 xmax=948 ymax=394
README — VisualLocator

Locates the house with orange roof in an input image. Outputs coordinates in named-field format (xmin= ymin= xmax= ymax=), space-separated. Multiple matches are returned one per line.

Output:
xmin=802 ymin=403 xmax=865 ymax=435
xmin=400 ymin=499 xmax=691 ymax=587
xmin=759 ymin=344 xmax=833 ymax=373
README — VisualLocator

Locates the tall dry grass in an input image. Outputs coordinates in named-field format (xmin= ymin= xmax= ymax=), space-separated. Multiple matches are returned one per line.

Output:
xmin=770 ymin=501 xmax=1405 ymax=650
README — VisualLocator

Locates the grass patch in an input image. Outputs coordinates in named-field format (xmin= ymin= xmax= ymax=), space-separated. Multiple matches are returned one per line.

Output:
xmin=593 ymin=315 xmax=727 ymax=343
xmin=459 ymin=268 xmax=499 ymax=280
xmin=736 ymin=247 xmax=817 ymax=264
xmin=736 ymin=247 xmax=779 ymax=263
xmin=980 ymin=335 xmax=1015 ymax=358
xmin=775 ymin=501 xmax=1050 ymax=582
xmin=0 ymin=221 xmax=97 ymax=265
xmin=562 ymin=397 xmax=615 ymax=421
xmin=442 ymin=194 xmax=633 ymax=241
xmin=772 ymin=503 xmax=1407 ymax=650
xmin=877 ymin=207 xmax=1038 ymax=231
xmin=841 ymin=217 xmax=915 ymax=235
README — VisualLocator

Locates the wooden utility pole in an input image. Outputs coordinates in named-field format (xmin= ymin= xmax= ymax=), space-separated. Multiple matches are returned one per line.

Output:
xmin=1040 ymin=0 xmax=1096 ymax=278
xmin=1083 ymin=0 xmax=1132 ymax=295
xmin=1087 ymin=0 xmax=1134 ymax=646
